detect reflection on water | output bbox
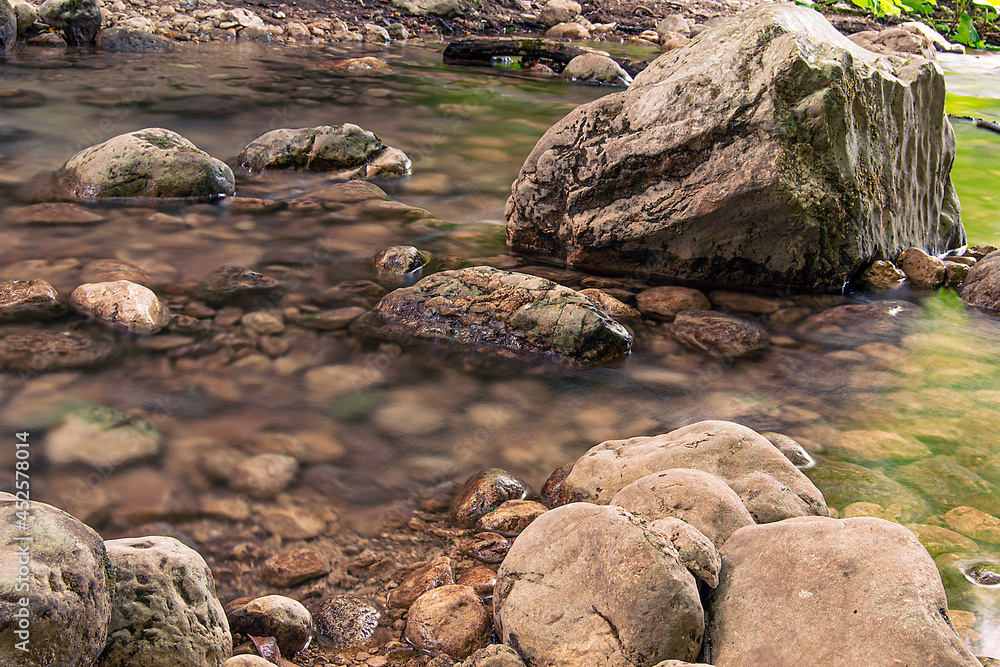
[2,40,1000,649]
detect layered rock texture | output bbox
[505,3,964,291]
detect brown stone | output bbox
[671,311,770,358]
[387,556,455,609]
[404,585,491,660]
[226,595,313,656]
[456,566,497,598]
[260,549,329,587]
[0,279,64,322]
[314,596,392,651]
[635,286,709,321]
[897,247,946,287]
[450,467,533,528]
[460,532,511,563]
[474,499,547,536]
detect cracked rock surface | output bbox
[495,502,710,667]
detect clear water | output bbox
[2,40,1000,651]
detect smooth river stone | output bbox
[0,279,65,322]
[70,280,170,334]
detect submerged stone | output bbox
[70,280,170,334]
[44,404,161,468]
[505,4,963,291]
[0,279,65,322]
[56,128,235,199]
[0,330,115,372]
[354,266,632,363]
[195,265,283,308]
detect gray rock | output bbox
[354,266,632,363]
[538,0,579,26]
[655,14,690,37]
[505,4,964,291]
[12,1,34,37]
[0,329,115,372]
[98,26,173,51]
[363,22,389,43]
[0,279,65,322]
[610,469,755,549]
[548,420,828,523]
[0,494,112,667]
[495,503,706,666]
[461,644,526,667]
[44,404,161,468]
[70,280,170,334]
[98,536,232,667]
[57,128,234,199]
[238,124,410,178]
[961,250,1000,311]
[562,53,632,87]
[405,585,491,660]
[1,0,16,50]
[230,453,298,500]
[705,517,980,666]
[671,310,770,358]
[227,595,313,656]
[38,0,100,44]
[390,0,478,17]
[795,299,915,348]
[195,265,283,308]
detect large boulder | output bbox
[98,536,232,667]
[238,124,410,178]
[38,0,101,44]
[495,503,712,666]
[353,266,632,363]
[705,516,980,666]
[0,494,112,667]
[544,420,828,523]
[1,0,14,52]
[505,3,964,292]
[57,128,235,199]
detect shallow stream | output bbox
[2,39,1000,654]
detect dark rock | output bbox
[1,0,15,50]
[39,0,101,44]
[314,595,393,651]
[404,585,491,660]
[260,548,329,587]
[6,202,106,225]
[0,330,115,372]
[0,279,65,322]
[0,493,112,666]
[195,265,284,308]
[549,420,828,523]
[505,4,963,291]
[226,595,313,656]
[706,517,980,666]
[961,250,1000,311]
[98,26,173,51]
[796,300,915,348]
[354,266,632,363]
[388,556,455,609]
[450,467,533,528]
[861,259,906,289]
[372,245,435,285]
[460,532,511,563]
[671,310,770,358]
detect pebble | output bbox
[6,202,106,225]
[372,245,433,284]
[0,330,115,372]
[315,596,393,650]
[228,197,284,214]
[230,453,298,499]
[945,261,970,287]
[635,286,710,321]
[242,310,284,335]
[44,404,161,468]
[450,467,533,528]
[387,556,455,609]
[455,566,497,598]
[80,259,153,285]
[0,279,65,322]
[404,585,491,660]
[363,22,390,43]
[222,656,275,667]
[474,499,547,536]
[260,548,330,587]
[897,247,946,287]
[257,506,327,539]
[709,290,791,314]
[461,532,511,563]
[70,280,171,334]
[305,364,384,402]
[578,288,640,319]
[861,260,906,289]
[296,306,367,330]
[195,265,284,308]
[462,645,526,667]
[227,595,314,656]
[672,310,770,358]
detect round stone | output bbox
[450,468,533,528]
[314,596,392,651]
[227,595,313,656]
[404,585,491,660]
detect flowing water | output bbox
[2,39,1000,652]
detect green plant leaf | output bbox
[850,0,877,12]
[954,11,986,47]
[898,0,935,14]
[876,0,903,15]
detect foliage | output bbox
[806,0,1000,47]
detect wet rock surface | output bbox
[0,279,65,322]
[195,266,284,308]
[354,266,633,363]
[671,310,770,358]
[226,595,313,656]
[506,4,963,291]
[795,300,915,348]
[0,494,112,667]
[0,0,13,51]
[495,503,708,666]
[56,128,235,199]
[39,0,101,44]
[404,584,491,659]
[70,280,170,334]
[706,517,980,666]
[961,250,1000,311]
[549,420,828,523]
[450,468,533,529]
[99,535,232,667]
[387,555,455,609]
